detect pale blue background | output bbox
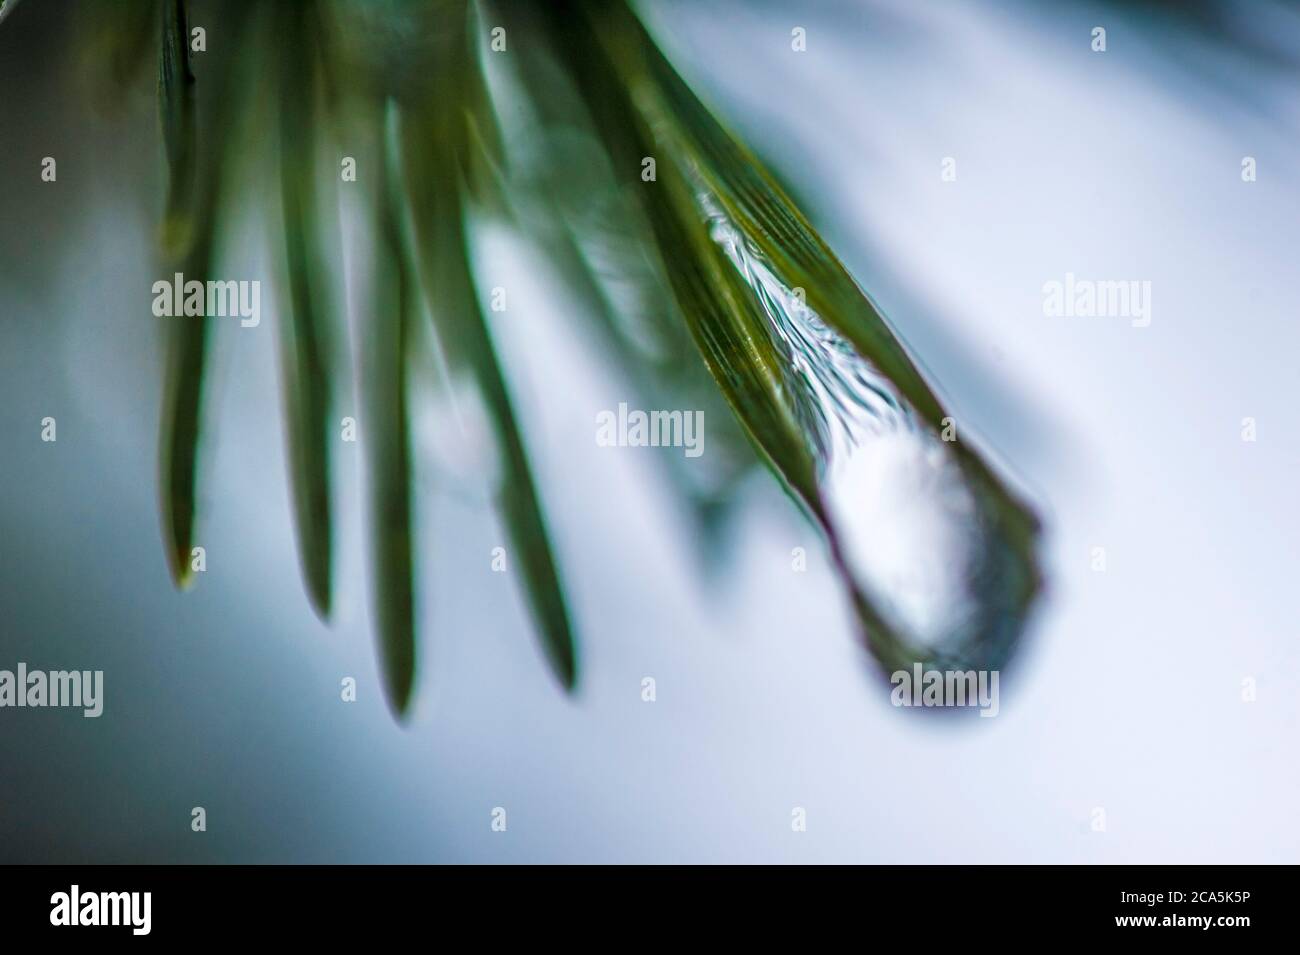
[1,0,1297,862]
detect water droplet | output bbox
[703,194,1041,673]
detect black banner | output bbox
[0,865,1279,940]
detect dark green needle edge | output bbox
[276,1,336,619]
[366,106,418,718]
[395,79,579,691]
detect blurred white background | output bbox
[1,0,1297,862]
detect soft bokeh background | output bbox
[1,0,1297,862]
